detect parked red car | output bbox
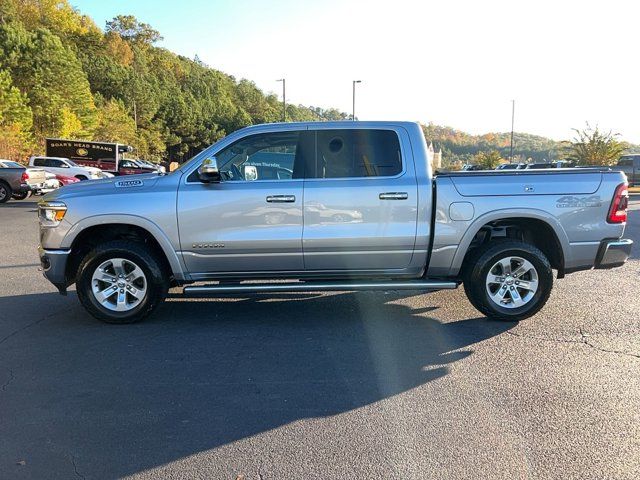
[55,173,80,186]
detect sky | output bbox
[72,0,640,143]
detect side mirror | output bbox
[198,157,221,183]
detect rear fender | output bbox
[448,208,570,276]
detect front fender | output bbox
[61,214,189,281]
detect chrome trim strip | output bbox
[431,245,458,253]
[42,248,72,255]
[303,250,417,256]
[179,250,426,259]
[179,251,300,258]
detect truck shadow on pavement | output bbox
[0,291,514,478]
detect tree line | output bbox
[1,1,637,167]
[423,123,639,169]
[0,0,348,163]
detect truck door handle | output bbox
[379,192,408,200]
[266,195,296,203]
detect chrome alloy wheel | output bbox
[91,258,147,312]
[485,256,539,309]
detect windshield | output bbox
[1,161,23,168]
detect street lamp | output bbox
[352,80,361,120]
[276,79,286,122]
[509,99,515,163]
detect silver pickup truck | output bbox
[37,122,632,324]
[0,166,25,203]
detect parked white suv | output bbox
[29,156,103,181]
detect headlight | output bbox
[38,201,67,227]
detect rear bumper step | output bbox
[594,238,633,269]
[183,280,458,295]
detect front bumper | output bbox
[594,239,633,269]
[38,246,70,294]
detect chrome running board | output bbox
[183,280,458,295]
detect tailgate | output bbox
[26,169,47,185]
[450,172,602,196]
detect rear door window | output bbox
[308,129,402,179]
[33,158,46,167]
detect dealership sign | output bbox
[45,138,131,162]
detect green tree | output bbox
[93,96,137,145]
[473,150,503,169]
[134,126,166,162]
[0,68,33,159]
[566,124,628,166]
[0,23,97,138]
[105,15,162,45]
[0,68,32,129]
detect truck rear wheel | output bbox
[76,240,169,323]
[463,240,553,322]
[0,181,12,203]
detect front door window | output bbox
[216,131,306,182]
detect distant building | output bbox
[427,142,442,169]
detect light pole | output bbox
[276,78,286,122]
[509,99,515,163]
[352,80,361,120]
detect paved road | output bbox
[1,198,638,479]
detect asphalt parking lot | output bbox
[1,197,639,479]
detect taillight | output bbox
[21,171,29,181]
[607,183,629,224]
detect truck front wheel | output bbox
[76,240,169,323]
[463,240,553,322]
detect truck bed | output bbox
[436,168,617,197]
[429,167,627,277]
[436,167,614,177]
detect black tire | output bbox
[75,175,88,181]
[0,181,12,203]
[463,240,553,322]
[76,240,169,324]
[11,191,29,200]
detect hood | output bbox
[43,173,163,202]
